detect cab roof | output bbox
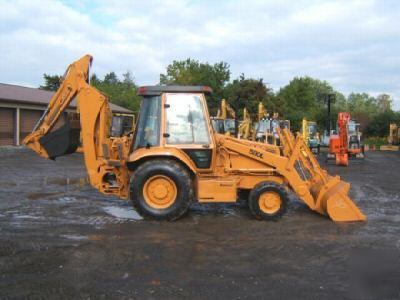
[137,85,213,96]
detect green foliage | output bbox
[277,76,336,131]
[364,110,400,137]
[91,71,141,112]
[160,58,230,114]
[376,94,393,113]
[343,93,396,134]
[40,72,141,112]
[363,136,387,147]
[39,74,62,91]
[345,93,378,129]
[40,59,399,138]
[223,74,273,118]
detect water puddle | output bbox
[13,214,43,220]
[27,192,63,200]
[56,196,77,203]
[60,234,88,241]
[48,177,88,187]
[103,206,143,220]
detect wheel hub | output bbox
[143,175,177,209]
[153,184,168,199]
[259,191,281,214]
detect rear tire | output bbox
[130,159,193,221]
[248,182,288,221]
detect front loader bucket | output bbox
[278,128,366,222]
[311,176,366,222]
[39,121,80,159]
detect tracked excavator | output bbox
[23,55,366,222]
[329,112,364,166]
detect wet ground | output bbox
[0,147,399,299]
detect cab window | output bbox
[133,96,161,149]
[165,94,210,145]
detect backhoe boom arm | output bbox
[23,55,131,199]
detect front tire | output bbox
[130,159,193,221]
[248,182,288,221]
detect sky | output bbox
[0,0,399,109]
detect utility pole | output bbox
[324,93,336,135]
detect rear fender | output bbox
[128,147,198,175]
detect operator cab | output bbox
[110,114,135,137]
[347,120,361,150]
[308,122,317,136]
[211,117,236,135]
[133,85,215,169]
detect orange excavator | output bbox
[329,112,364,166]
[23,55,366,222]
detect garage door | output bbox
[20,110,66,141]
[0,107,15,146]
[20,109,43,141]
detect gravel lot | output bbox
[0,147,399,299]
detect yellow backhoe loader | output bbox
[381,123,400,151]
[238,107,253,140]
[255,103,285,146]
[301,118,320,154]
[23,55,366,222]
[388,123,399,146]
[211,99,236,136]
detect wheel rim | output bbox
[143,175,177,209]
[259,191,281,214]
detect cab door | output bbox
[162,93,215,171]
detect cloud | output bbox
[0,0,399,109]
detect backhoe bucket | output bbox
[311,176,366,222]
[39,121,80,159]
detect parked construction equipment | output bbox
[328,112,364,166]
[255,102,288,146]
[388,123,399,145]
[212,99,255,141]
[381,123,400,151]
[255,102,275,144]
[301,119,320,154]
[211,99,236,136]
[110,113,135,137]
[238,107,253,140]
[23,55,366,222]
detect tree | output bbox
[344,93,378,130]
[91,71,141,112]
[103,72,119,85]
[39,74,63,91]
[40,71,141,112]
[365,110,400,137]
[160,58,230,113]
[277,76,337,131]
[377,93,392,113]
[223,74,273,119]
